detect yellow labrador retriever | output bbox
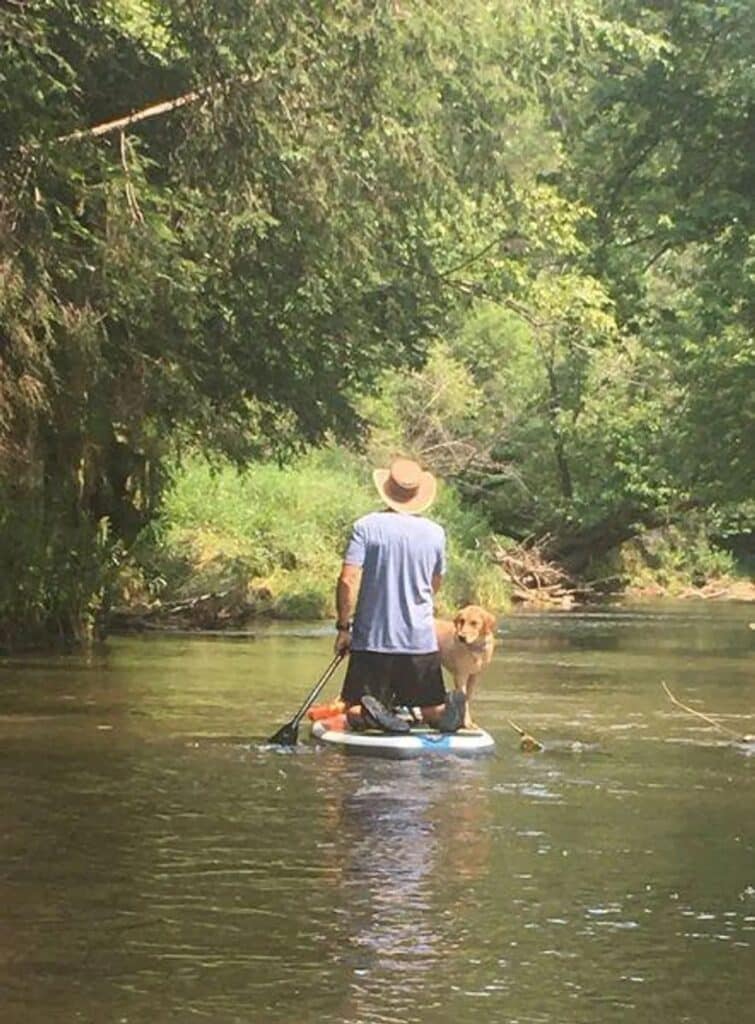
[436,605,496,729]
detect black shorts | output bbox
[341,650,445,709]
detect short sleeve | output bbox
[343,522,366,567]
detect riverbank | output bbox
[108,569,755,637]
[109,451,752,635]
[625,576,755,603]
[114,450,514,632]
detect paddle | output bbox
[267,651,346,746]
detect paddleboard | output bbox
[311,715,495,759]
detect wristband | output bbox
[335,621,351,632]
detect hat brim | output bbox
[373,468,437,515]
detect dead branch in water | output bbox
[490,537,601,608]
[507,718,543,752]
[661,681,753,743]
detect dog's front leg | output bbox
[451,673,475,729]
[463,675,478,729]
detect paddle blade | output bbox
[268,720,299,746]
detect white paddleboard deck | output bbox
[311,719,495,759]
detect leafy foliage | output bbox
[361,1,753,573]
[133,448,512,620]
[1,0,751,644]
[0,0,534,643]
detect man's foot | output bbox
[346,706,368,731]
[360,694,411,734]
[437,690,466,733]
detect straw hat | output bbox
[373,457,437,515]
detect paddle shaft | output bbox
[290,651,344,731]
[268,651,345,744]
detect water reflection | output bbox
[306,756,494,1022]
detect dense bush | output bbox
[128,448,513,620]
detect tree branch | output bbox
[438,232,528,279]
[642,240,674,273]
[57,73,259,144]
[662,681,751,742]
[443,276,545,329]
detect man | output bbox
[334,456,465,734]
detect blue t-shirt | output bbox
[343,510,446,654]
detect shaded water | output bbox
[0,602,753,1023]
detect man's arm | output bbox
[334,563,362,652]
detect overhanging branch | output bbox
[57,73,259,144]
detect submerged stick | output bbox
[661,681,753,743]
[507,718,543,752]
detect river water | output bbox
[0,602,752,1023]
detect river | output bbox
[0,601,752,1023]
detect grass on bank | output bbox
[125,447,512,621]
[121,449,750,625]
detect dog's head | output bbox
[453,605,496,644]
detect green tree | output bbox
[562,0,755,515]
[0,0,594,645]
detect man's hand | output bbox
[334,628,352,655]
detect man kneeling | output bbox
[334,457,465,735]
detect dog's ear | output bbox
[483,610,496,634]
